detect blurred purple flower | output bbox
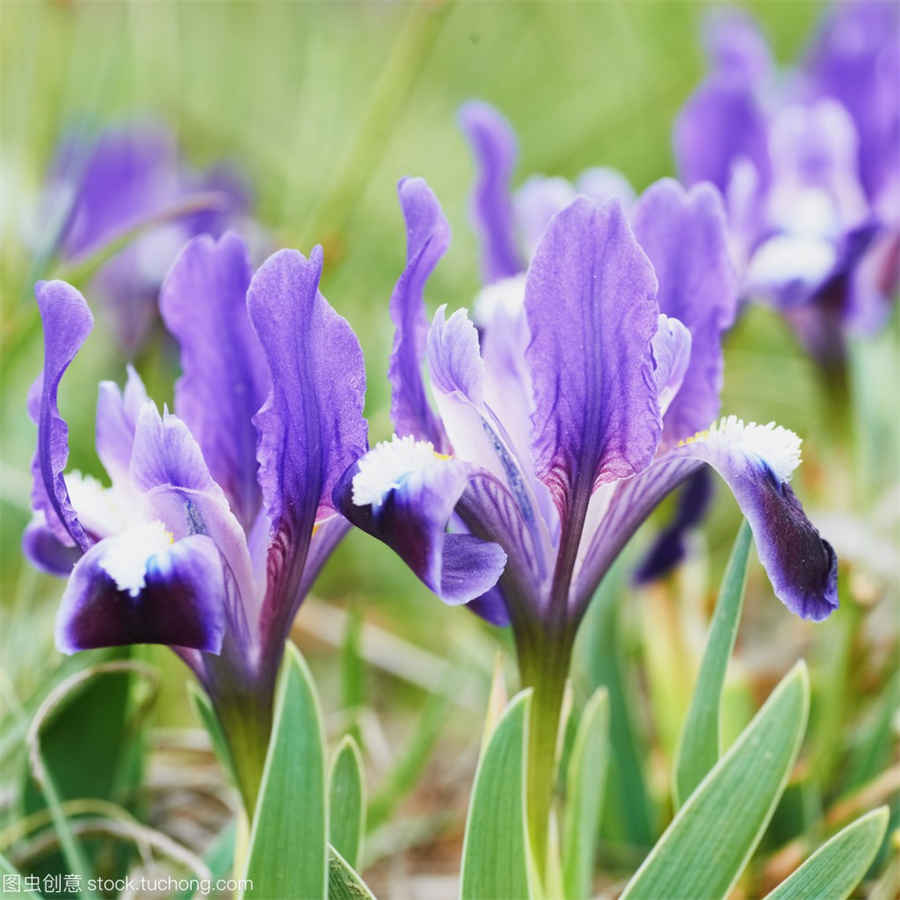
[674,2,900,363]
[37,124,252,353]
[23,233,367,806]
[335,178,838,658]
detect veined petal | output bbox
[96,365,149,485]
[55,528,225,654]
[459,100,523,282]
[248,247,367,630]
[130,403,258,635]
[335,436,507,605]
[633,179,738,444]
[574,417,837,621]
[29,280,94,551]
[160,232,269,528]
[388,178,450,447]
[525,198,661,528]
[427,305,553,581]
[674,77,771,196]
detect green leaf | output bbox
[460,689,534,900]
[328,846,376,900]
[188,682,237,784]
[764,807,889,900]
[176,820,236,900]
[563,688,609,900]
[243,644,328,900]
[674,520,752,807]
[573,558,655,846]
[329,735,366,869]
[622,661,810,900]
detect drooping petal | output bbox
[633,467,714,584]
[96,365,149,484]
[458,101,523,282]
[633,180,738,444]
[335,436,506,605]
[387,178,450,447]
[525,198,661,529]
[674,77,771,197]
[29,280,94,551]
[22,515,81,576]
[55,528,226,653]
[574,417,837,621]
[129,403,258,637]
[248,247,368,631]
[160,232,269,528]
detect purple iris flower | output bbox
[36,123,252,352]
[674,2,900,364]
[23,232,367,809]
[336,175,837,643]
[458,100,712,584]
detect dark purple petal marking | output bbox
[388,178,450,447]
[248,247,368,635]
[29,280,94,552]
[574,419,837,621]
[334,447,506,606]
[22,516,81,576]
[633,179,738,444]
[525,198,661,529]
[160,232,269,528]
[55,532,226,654]
[459,101,523,282]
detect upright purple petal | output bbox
[160,232,269,528]
[388,178,450,447]
[703,8,773,82]
[248,247,368,633]
[58,125,178,261]
[674,78,771,196]
[804,0,900,201]
[525,198,661,528]
[334,437,506,605]
[56,530,226,654]
[459,101,523,282]
[29,280,94,551]
[632,180,738,444]
[515,176,578,260]
[96,365,149,484]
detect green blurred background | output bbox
[6,2,899,892]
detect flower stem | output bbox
[518,629,575,891]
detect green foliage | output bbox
[622,662,810,900]
[187,682,236,783]
[243,644,329,900]
[563,688,609,900]
[328,846,377,900]
[674,520,752,807]
[460,690,533,900]
[329,736,366,870]
[764,807,889,900]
